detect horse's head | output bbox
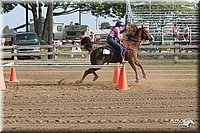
[80,36,93,53]
[140,25,154,43]
[124,24,154,44]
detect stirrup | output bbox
[124,60,128,63]
[121,60,128,65]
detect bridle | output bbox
[141,25,151,41]
[124,25,154,50]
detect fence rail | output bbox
[1,62,123,69]
[1,42,199,62]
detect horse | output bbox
[76,24,154,84]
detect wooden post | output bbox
[47,0,54,59]
[174,43,179,63]
[13,45,18,61]
[54,44,58,60]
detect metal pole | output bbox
[189,26,191,43]
[95,17,98,30]
[125,0,133,25]
[149,0,151,15]
[79,6,81,25]
[161,27,164,44]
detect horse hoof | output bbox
[143,75,147,79]
[76,80,82,84]
[135,80,140,84]
[93,76,98,81]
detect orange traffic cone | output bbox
[113,63,120,84]
[9,66,18,83]
[118,66,128,90]
[0,67,6,90]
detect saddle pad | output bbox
[103,49,110,55]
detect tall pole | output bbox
[26,3,28,32]
[95,17,98,30]
[149,0,151,14]
[48,0,54,59]
[125,0,134,26]
[79,6,82,25]
[125,0,128,26]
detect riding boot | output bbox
[121,59,128,65]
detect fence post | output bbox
[13,45,18,61]
[174,43,179,63]
[54,44,58,60]
[189,26,192,44]
[161,27,164,44]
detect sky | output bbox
[1,0,199,31]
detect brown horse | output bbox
[77,24,154,84]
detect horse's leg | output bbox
[135,60,147,79]
[128,60,140,83]
[92,70,99,81]
[91,56,107,81]
[77,54,108,83]
[76,68,100,83]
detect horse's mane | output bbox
[125,24,138,38]
[80,36,93,53]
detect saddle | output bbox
[101,45,127,64]
[101,44,138,62]
[102,45,132,57]
[101,45,115,55]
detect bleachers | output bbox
[134,14,199,45]
[130,1,199,46]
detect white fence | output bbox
[1,41,199,62]
[1,63,123,69]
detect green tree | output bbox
[2,25,10,33]
[2,2,43,39]
[89,1,126,20]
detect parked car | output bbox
[13,32,41,59]
[1,34,15,46]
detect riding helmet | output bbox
[115,21,124,27]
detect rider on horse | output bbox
[107,21,126,64]
[78,23,154,84]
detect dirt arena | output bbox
[1,60,199,132]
